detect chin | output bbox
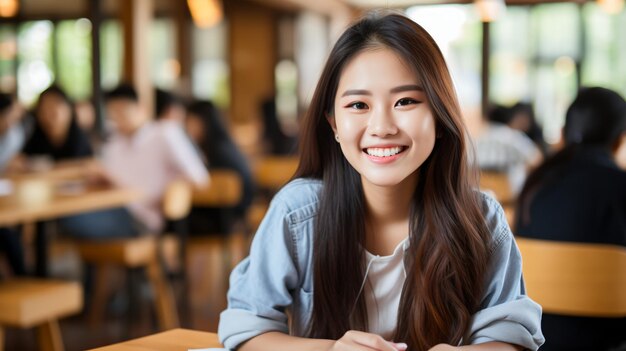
[360,173,414,188]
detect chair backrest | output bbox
[516,237,626,317]
[162,180,192,221]
[191,169,243,207]
[479,171,514,205]
[254,156,299,191]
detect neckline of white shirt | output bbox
[364,237,410,262]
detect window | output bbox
[56,19,92,101]
[17,20,54,106]
[0,24,17,93]
[192,21,229,108]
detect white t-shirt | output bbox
[363,237,409,340]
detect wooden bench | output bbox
[0,279,82,351]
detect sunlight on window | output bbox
[406,5,482,109]
[57,19,92,100]
[17,21,54,106]
[192,21,229,108]
[275,59,298,129]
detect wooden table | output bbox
[89,328,223,350]
[1,160,142,276]
[0,183,141,226]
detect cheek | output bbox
[401,113,436,142]
[335,113,365,140]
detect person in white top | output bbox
[473,105,543,194]
[59,84,209,239]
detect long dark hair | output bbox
[517,87,626,226]
[187,100,254,212]
[294,13,491,350]
[23,84,93,160]
[187,100,236,164]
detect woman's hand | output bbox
[330,330,408,351]
[429,342,523,351]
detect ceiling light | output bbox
[187,0,222,28]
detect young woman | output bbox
[219,13,544,351]
[516,87,626,351]
[22,85,93,160]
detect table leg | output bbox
[35,221,49,277]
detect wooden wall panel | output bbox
[227,0,278,124]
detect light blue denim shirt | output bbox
[219,178,545,350]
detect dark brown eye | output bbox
[348,102,368,110]
[395,98,419,107]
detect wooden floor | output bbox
[2,233,250,350]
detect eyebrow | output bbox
[340,84,424,97]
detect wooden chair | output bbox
[249,156,299,231]
[516,237,626,317]
[253,156,299,192]
[190,169,247,273]
[479,171,514,204]
[479,171,515,226]
[76,180,192,331]
[192,169,242,209]
[0,279,82,351]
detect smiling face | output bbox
[328,47,437,189]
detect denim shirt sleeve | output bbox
[467,194,545,350]
[218,183,306,350]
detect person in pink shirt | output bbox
[59,84,209,239]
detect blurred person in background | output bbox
[0,93,28,276]
[186,100,254,234]
[516,87,626,351]
[0,93,30,172]
[59,84,209,239]
[75,100,104,152]
[489,103,548,156]
[473,104,542,194]
[155,88,187,126]
[22,85,93,161]
[260,98,297,155]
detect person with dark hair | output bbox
[474,104,542,194]
[508,103,548,156]
[516,87,626,351]
[218,12,543,351]
[59,83,209,239]
[155,88,186,125]
[185,100,254,233]
[22,85,93,160]
[261,98,297,155]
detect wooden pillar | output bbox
[89,0,104,134]
[227,0,277,124]
[175,1,192,97]
[481,21,491,117]
[120,0,154,116]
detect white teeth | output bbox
[366,146,403,157]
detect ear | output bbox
[326,112,337,135]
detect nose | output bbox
[367,106,398,137]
